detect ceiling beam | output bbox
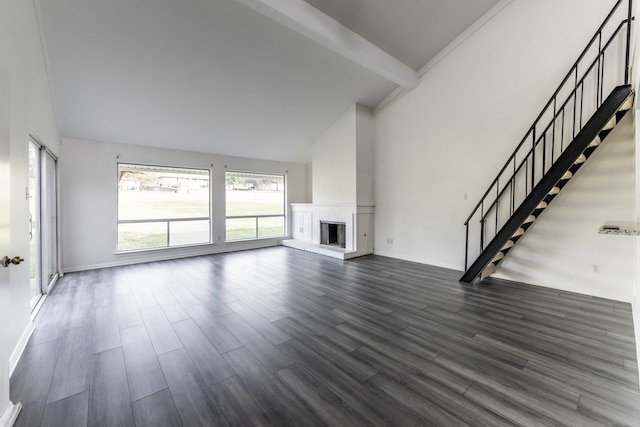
[233,0,418,89]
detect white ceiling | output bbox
[38,0,501,163]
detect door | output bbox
[0,66,20,424]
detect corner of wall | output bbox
[306,161,313,203]
[356,104,375,206]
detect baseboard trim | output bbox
[0,401,22,427]
[9,322,34,377]
[30,294,48,320]
[372,249,461,271]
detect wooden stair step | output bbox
[492,252,505,263]
[602,116,616,130]
[574,154,587,164]
[560,171,573,180]
[619,94,634,111]
[502,240,515,251]
[481,263,497,280]
[523,215,536,225]
[588,135,602,147]
[548,187,560,196]
[512,228,525,238]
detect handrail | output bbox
[464,0,630,226]
[463,0,633,272]
[480,20,629,218]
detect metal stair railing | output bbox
[463,0,633,281]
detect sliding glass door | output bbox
[28,139,59,309]
[28,142,41,307]
[42,151,58,287]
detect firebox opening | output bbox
[320,221,346,248]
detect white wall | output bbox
[356,105,375,206]
[374,0,634,300]
[312,104,374,206]
[60,138,308,272]
[312,106,357,204]
[1,0,60,420]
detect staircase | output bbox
[461,0,634,284]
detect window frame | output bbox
[225,170,287,242]
[116,162,212,253]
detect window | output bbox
[117,163,210,251]
[225,171,285,240]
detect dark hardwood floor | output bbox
[11,246,640,426]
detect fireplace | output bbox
[284,204,374,259]
[320,221,346,248]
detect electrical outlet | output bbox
[387,238,394,244]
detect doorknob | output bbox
[2,256,24,268]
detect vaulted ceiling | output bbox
[38,0,501,163]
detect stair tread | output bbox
[588,136,601,147]
[502,240,515,251]
[602,116,616,130]
[512,228,525,238]
[620,94,634,111]
[481,263,497,280]
[548,187,560,196]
